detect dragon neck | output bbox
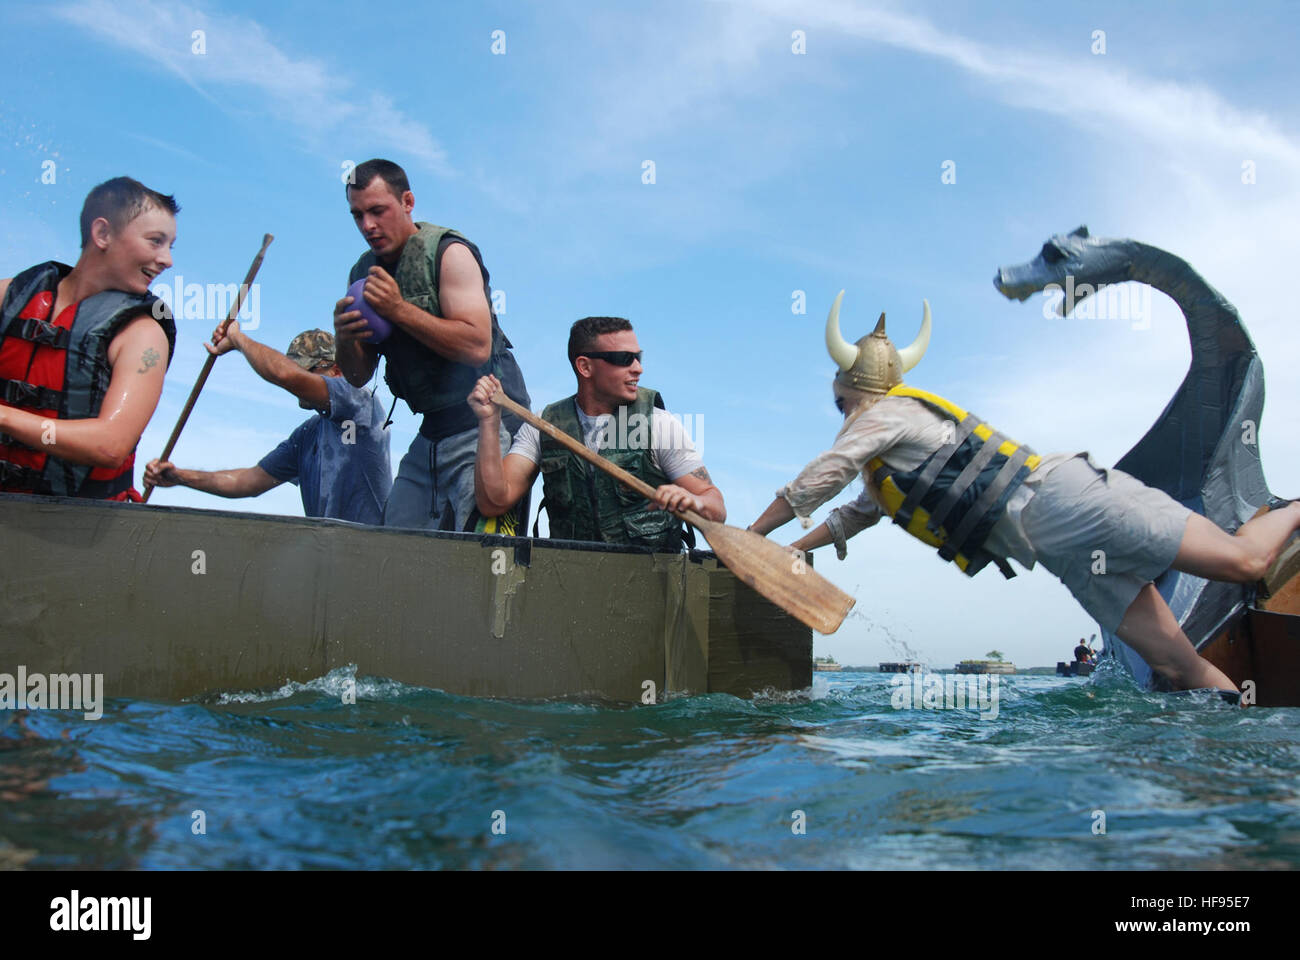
[1113,240,1242,346]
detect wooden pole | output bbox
[493,390,856,635]
[142,234,274,502]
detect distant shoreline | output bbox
[834,665,1067,675]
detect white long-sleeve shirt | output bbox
[777,395,1072,568]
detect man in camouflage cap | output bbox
[286,329,337,375]
[145,321,392,524]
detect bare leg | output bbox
[1172,503,1300,583]
[1116,584,1237,692]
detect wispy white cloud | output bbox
[735,0,1300,174]
[54,0,450,175]
[723,0,1300,479]
[124,131,225,170]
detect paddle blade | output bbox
[693,519,856,634]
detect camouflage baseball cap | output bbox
[286,329,336,370]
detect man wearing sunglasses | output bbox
[144,325,392,525]
[469,316,724,549]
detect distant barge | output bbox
[954,660,1016,675]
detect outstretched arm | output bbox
[750,403,902,540]
[144,459,281,499]
[210,320,330,411]
[791,490,883,557]
[753,484,881,559]
[749,495,795,535]
[791,522,834,553]
[0,313,168,468]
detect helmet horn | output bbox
[897,299,931,373]
[824,290,857,372]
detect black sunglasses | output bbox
[579,350,642,367]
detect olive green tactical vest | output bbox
[350,222,529,440]
[539,388,684,551]
[349,222,477,418]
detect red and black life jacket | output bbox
[0,261,176,499]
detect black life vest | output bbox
[868,386,1041,578]
[0,261,175,498]
[348,223,530,442]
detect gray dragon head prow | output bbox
[993,227,1271,690]
[993,225,1146,315]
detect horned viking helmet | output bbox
[824,290,931,394]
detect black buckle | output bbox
[16,316,69,349]
[0,460,43,490]
[0,378,61,409]
[1,379,35,405]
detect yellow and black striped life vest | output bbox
[867,386,1041,578]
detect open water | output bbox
[2,662,1297,869]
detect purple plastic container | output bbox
[345,277,393,344]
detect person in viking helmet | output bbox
[747,293,1300,694]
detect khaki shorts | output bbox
[1020,454,1193,632]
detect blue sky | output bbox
[3,0,1298,669]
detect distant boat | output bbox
[878,661,924,673]
[1056,661,1094,677]
[954,660,1016,675]
[813,657,843,672]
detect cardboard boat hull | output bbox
[0,494,811,703]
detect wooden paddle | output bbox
[142,234,274,502]
[492,390,856,634]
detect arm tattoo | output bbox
[137,347,160,374]
[689,466,712,484]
